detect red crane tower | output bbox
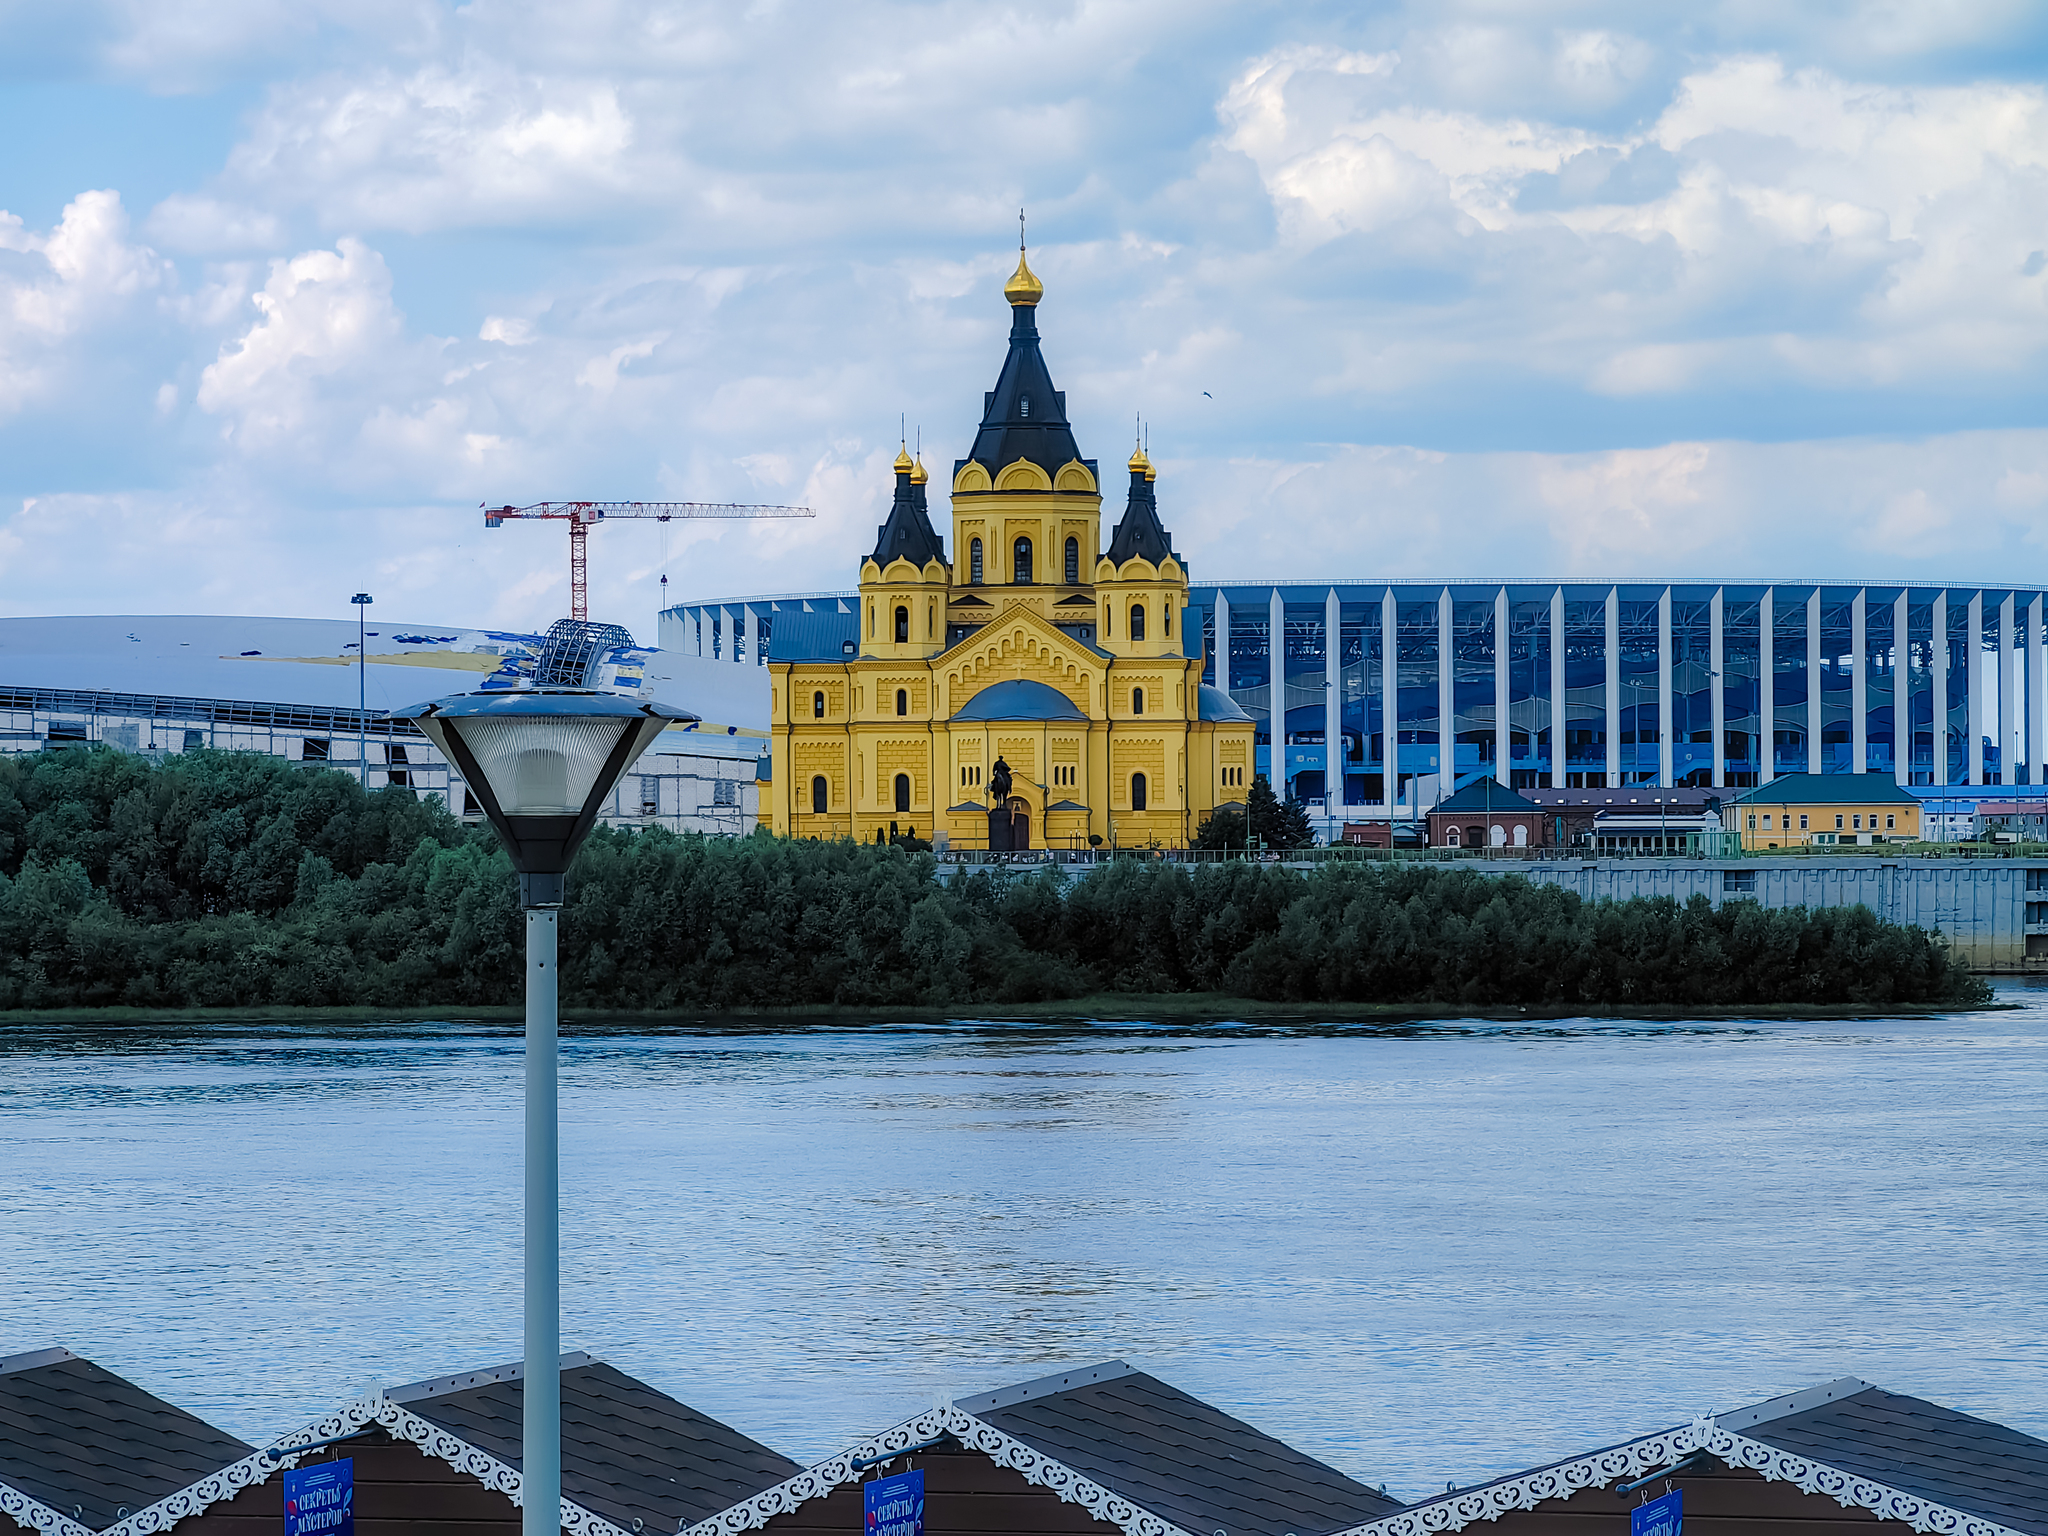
[484,500,814,622]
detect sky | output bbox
[2,0,2046,639]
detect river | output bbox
[4,987,2045,1501]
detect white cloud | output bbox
[0,190,170,413]
[197,237,404,444]
[480,315,534,344]
[145,194,285,254]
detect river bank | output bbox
[0,993,2011,1027]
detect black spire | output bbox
[957,278,1095,485]
[870,452,945,567]
[1106,455,1180,568]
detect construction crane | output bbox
[484,500,813,622]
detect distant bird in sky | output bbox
[1203,391,1212,398]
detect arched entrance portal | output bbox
[988,797,1032,851]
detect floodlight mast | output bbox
[394,686,684,1536]
[484,501,814,622]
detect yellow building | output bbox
[765,245,1255,849]
[1724,773,1921,849]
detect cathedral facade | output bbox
[765,247,1255,850]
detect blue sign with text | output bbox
[864,1469,924,1536]
[1631,1488,1681,1536]
[283,1457,354,1536]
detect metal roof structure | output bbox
[950,679,1088,722]
[1725,773,1922,806]
[0,1347,251,1535]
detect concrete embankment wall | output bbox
[942,856,2048,971]
[1510,860,2048,972]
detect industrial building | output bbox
[0,614,767,836]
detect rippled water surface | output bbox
[5,989,2047,1500]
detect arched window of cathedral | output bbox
[1064,537,1079,585]
[867,601,874,637]
[1020,394,1031,418]
[1163,603,1171,635]
[894,773,911,813]
[811,775,828,814]
[1132,687,1144,715]
[812,690,825,719]
[894,606,908,644]
[1131,772,1148,812]
[970,538,983,584]
[896,688,908,717]
[1130,602,1145,641]
[1013,537,1033,584]
[927,601,934,638]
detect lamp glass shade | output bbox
[441,714,637,816]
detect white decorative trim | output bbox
[681,1406,1201,1536]
[1,1479,95,1536]
[1331,1419,2029,1536]
[96,1393,633,1536]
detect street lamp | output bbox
[352,593,373,787]
[395,687,680,1536]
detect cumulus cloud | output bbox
[197,237,405,444]
[4,1,2048,631]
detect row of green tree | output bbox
[0,748,1988,1011]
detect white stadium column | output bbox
[1494,587,1509,786]
[1658,586,1673,787]
[1759,587,1775,786]
[1381,589,1397,808]
[2000,592,2016,784]
[1932,591,1949,785]
[1438,587,1454,792]
[2023,593,2039,786]
[1968,591,1983,785]
[1710,587,1725,789]
[1215,590,1232,694]
[1326,588,1343,819]
[1549,587,1565,790]
[1895,590,1910,788]
[1604,588,1620,788]
[1269,587,1286,792]
[1852,589,1867,776]
[1806,589,1822,775]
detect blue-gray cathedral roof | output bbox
[1106,455,1180,568]
[869,453,946,567]
[957,262,1097,485]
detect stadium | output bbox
[0,613,770,836]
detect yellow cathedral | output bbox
[765,244,1255,850]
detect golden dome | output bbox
[1127,444,1152,474]
[910,454,928,485]
[1004,248,1043,307]
[1145,461,1157,482]
[892,444,915,475]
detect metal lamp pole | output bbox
[398,685,681,1536]
[352,593,373,787]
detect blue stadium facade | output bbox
[665,579,2048,815]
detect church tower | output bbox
[946,237,1103,646]
[1095,442,1190,660]
[859,444,949,659]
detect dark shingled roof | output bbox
[0,1346,252,1530]
[1724,1379,2048,1536]
[871,465,947,568]
[1199,684,1252,723]
[959,1361,1399,1536]
[960,304,1094,484]
[1726,773,1918,806]
[1105,466,1180,569]
[388,1353,800,1535]
[1430,776,1541,815]
[951,679,1087,722]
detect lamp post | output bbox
[396,687,680,1536]
[352,593,373,787]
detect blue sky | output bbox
[2,0,2046,635]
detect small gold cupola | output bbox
[893,443,915,475]
[910,453,928,485]
[1005,211,1043,308]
